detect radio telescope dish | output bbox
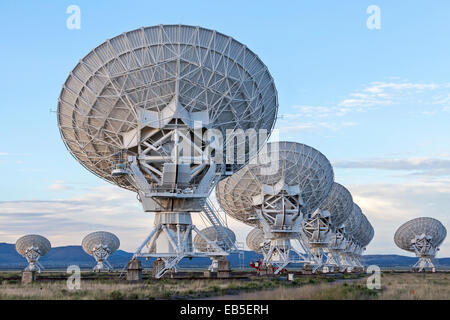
[360,220,374,248]
[350,213,374,269]
[394,217,447,272]
[193,226,236,272]
[82,231,120,272]
[216,141,334,225]
[58,24,278,191]
[319,183,353,230]
[217,141,334,273]
[354,214,373,247]
[302,182,352,272]
[246,227,265,254]
[343,204,363,237]
[193,226,236,252]
[338,204,364,272]
[353,214,368,244]
[57,24,278,278]
[15,235,51,272]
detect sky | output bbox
[0,1,449,257]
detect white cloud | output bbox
[0,185,150,251]
[4,148,450,259]
[48,180,74,191]
[338,81,443,108]
[349,181,450,256]
[277,80,450,134]
[1,180,448,258]
[0,184,255,252]
[333,157,450,176]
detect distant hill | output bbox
[362,254,450,268]
[0,243,261,270]
[1,243,449,270]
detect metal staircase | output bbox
[201,199,237,252]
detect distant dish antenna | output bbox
[15,235,51,272]
[394,217,446,272]
[316,183,353,272]
[193,226,236,271]
[339,204,374,272]
[321,183,353,230]
[82,231,120,272]
[245,227,266,254]
[217,141,334,273]
[57,24,278,278]
[193,226,236,252]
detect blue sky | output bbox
[0,1,449,256]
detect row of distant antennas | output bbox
[15,232,120,273]
[215,142,375,274]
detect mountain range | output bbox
[1,243,449,270]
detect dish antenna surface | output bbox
[305,182,353,272]
[82,231,120,272]
[217,141,334,273]
[15,235,51,272]
[394,217,446,272]
[246,227,266,254]
[338,204,363,271]
[193,226,236,271]
[343,204,363,238]
[350,212,374,270]
[320,183,353,230]
[193,226,236,252]
[58,24,278,278]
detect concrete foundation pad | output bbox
[127,258,142,282]
[21,271,36,284]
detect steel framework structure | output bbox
[15,235,51,272]
[304,182,353,273]
[57,25,278,278]
[394,217,447,272]
[217,141,334,273]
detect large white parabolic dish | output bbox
[15,234,51,272]
[317,182,353,230]
[82,231,120,255]
[394,217,446,252]
[57,24,278,191]
[343,203,363,239]
[216,141,334,226]
[57,25,279,278]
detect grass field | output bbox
[0,271,448,300]
[218,272,450,300]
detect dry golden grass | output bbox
[0,273,330,300]
[377,272,450,300]
[0,279,240,300]
[0,272,447,300]
[214,280,374,300]
[217,272,450,300]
